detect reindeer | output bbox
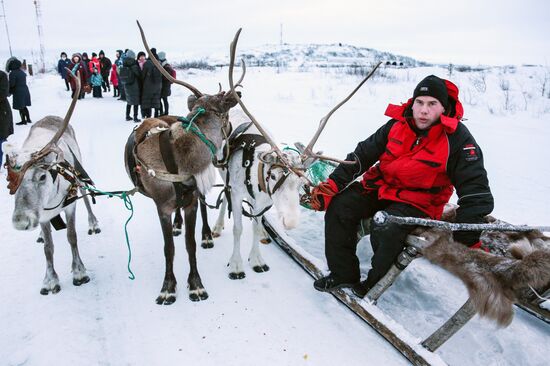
[4,72,101,295]
[124,22,245,304]
[209,31,381,279]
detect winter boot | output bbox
[125,105,132,121]
[16,110,27,125]
[133,105,141,123]
[23,108,31,123]
[313,274,358,292]
[351,279,375,298]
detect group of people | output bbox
[57,48,175,123]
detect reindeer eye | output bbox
[39,174,47,182]
[270,173,277,180]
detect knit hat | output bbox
[157,51,166,61]
[125,49,136,59]
[412,75,448,109]
[99,50,105,56]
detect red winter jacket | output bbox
[329,79,493,223]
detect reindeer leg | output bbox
[259,217,271,244]
[249,217,270,273]
[65,204,90,286]
[183,198,208,301]
[212,196,226,238]
[156,204,178,305]
[172,208,183,237]
[37,229,44,243]
[80,188,100,235]
[228,196,245,279]
[39,222,61,295]
[200,200,214,249]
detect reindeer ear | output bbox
[258,151,277,164]
[187,95,198,111]
[223,91,241,110]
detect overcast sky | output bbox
[1,0,549,66]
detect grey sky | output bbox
[1,0,549,66]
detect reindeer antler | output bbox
[227,28,311,184]
[136,20,203,98]
[300,62,382,165]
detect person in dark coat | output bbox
[119,49,142,122]
[310,75,494,297]
[6,57,31,125]
[81,52,91,73]
[140,48,162,118]
[157,51,174,116]
[115,49,126,101]
[0,69,14,167]
[68,53,89,100]
[98,50,112,93]
[57,52,71,91]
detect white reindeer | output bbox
[4,75,100,294]
[212,117,306,279]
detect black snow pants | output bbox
[324,182,425,287]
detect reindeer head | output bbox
[137,21,246,158]
[7,147,63,230]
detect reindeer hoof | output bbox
[40,284,61,295]
[36,236,44,243]
[212,232,221,238]
[189,289,209,302]
[229,272,246,280]
[73,276,90,286]
[88,227,101,235]
[201,241,214,249]
[172,228,182,237]
[156,294,177,305]
[260,238,272,244]
[253,264,270,273]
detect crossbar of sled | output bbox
[262,217,447,366]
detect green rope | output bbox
[82,185,136,280]
[177,108,217,157]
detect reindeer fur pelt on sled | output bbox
[418,227,550,327]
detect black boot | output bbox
[16,110,27,125]
[125,105,132,121]
[24,108,31,123]
[133,105,141,123]
[351,279,375,298]
[313,274,357,292]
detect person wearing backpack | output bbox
[119,49,142,122]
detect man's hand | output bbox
[310,179,339,211]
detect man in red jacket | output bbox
[311,75,494,297]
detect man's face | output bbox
[412,96,445,130]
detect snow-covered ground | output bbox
[1,64,549,366]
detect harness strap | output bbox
[257,161,268,194]
[159,130,195,208]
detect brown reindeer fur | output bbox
[420,230,550,327]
